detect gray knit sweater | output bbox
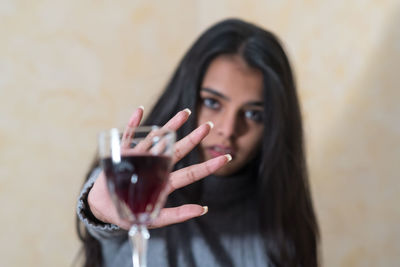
[77,167,271,267]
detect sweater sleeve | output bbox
[76,167,127,240]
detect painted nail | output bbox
[225,154,232,162]
[201,206,208,216]
[138,105,144,111]
[206,121,214,129]
[183,108,191,116]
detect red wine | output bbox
[102,155,172,221]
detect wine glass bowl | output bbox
[98,126,175,267]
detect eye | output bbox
[202,97,221,110]
[244,109,264,123]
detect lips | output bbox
[206,145,235,159]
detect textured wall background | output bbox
[0,0,399,266]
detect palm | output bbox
[88,108,230,230]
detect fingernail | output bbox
[201,206,208,216]
[138,105,144,111]
[183,108,191,116]
[225,154,232,162]
[206,121,214,129]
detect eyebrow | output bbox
[201,88,229,100]
[245,101,264,107]
[201,87,264,107]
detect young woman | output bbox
[77,18,319,267]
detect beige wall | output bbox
[1,0,399,266]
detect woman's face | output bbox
[197,54,264,176]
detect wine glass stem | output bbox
[129,224,150,267]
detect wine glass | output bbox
[98,126,175,267]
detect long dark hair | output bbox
[77,18,319,267]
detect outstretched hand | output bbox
[88,107,231,230]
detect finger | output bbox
[134,108,191,152]
[132,128,160,153]
[148,204,208,229]
[122,106,144,148]
[128,106,145,127]
[163,108,191,131]
[166,154,232,194]
[173,121,213,164]
[150,137,167,155]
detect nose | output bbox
[216,110,241,139]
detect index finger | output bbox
[172,121,213,164]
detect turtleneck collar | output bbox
[199,165,257,207]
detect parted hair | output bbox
[77,18,319,267]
